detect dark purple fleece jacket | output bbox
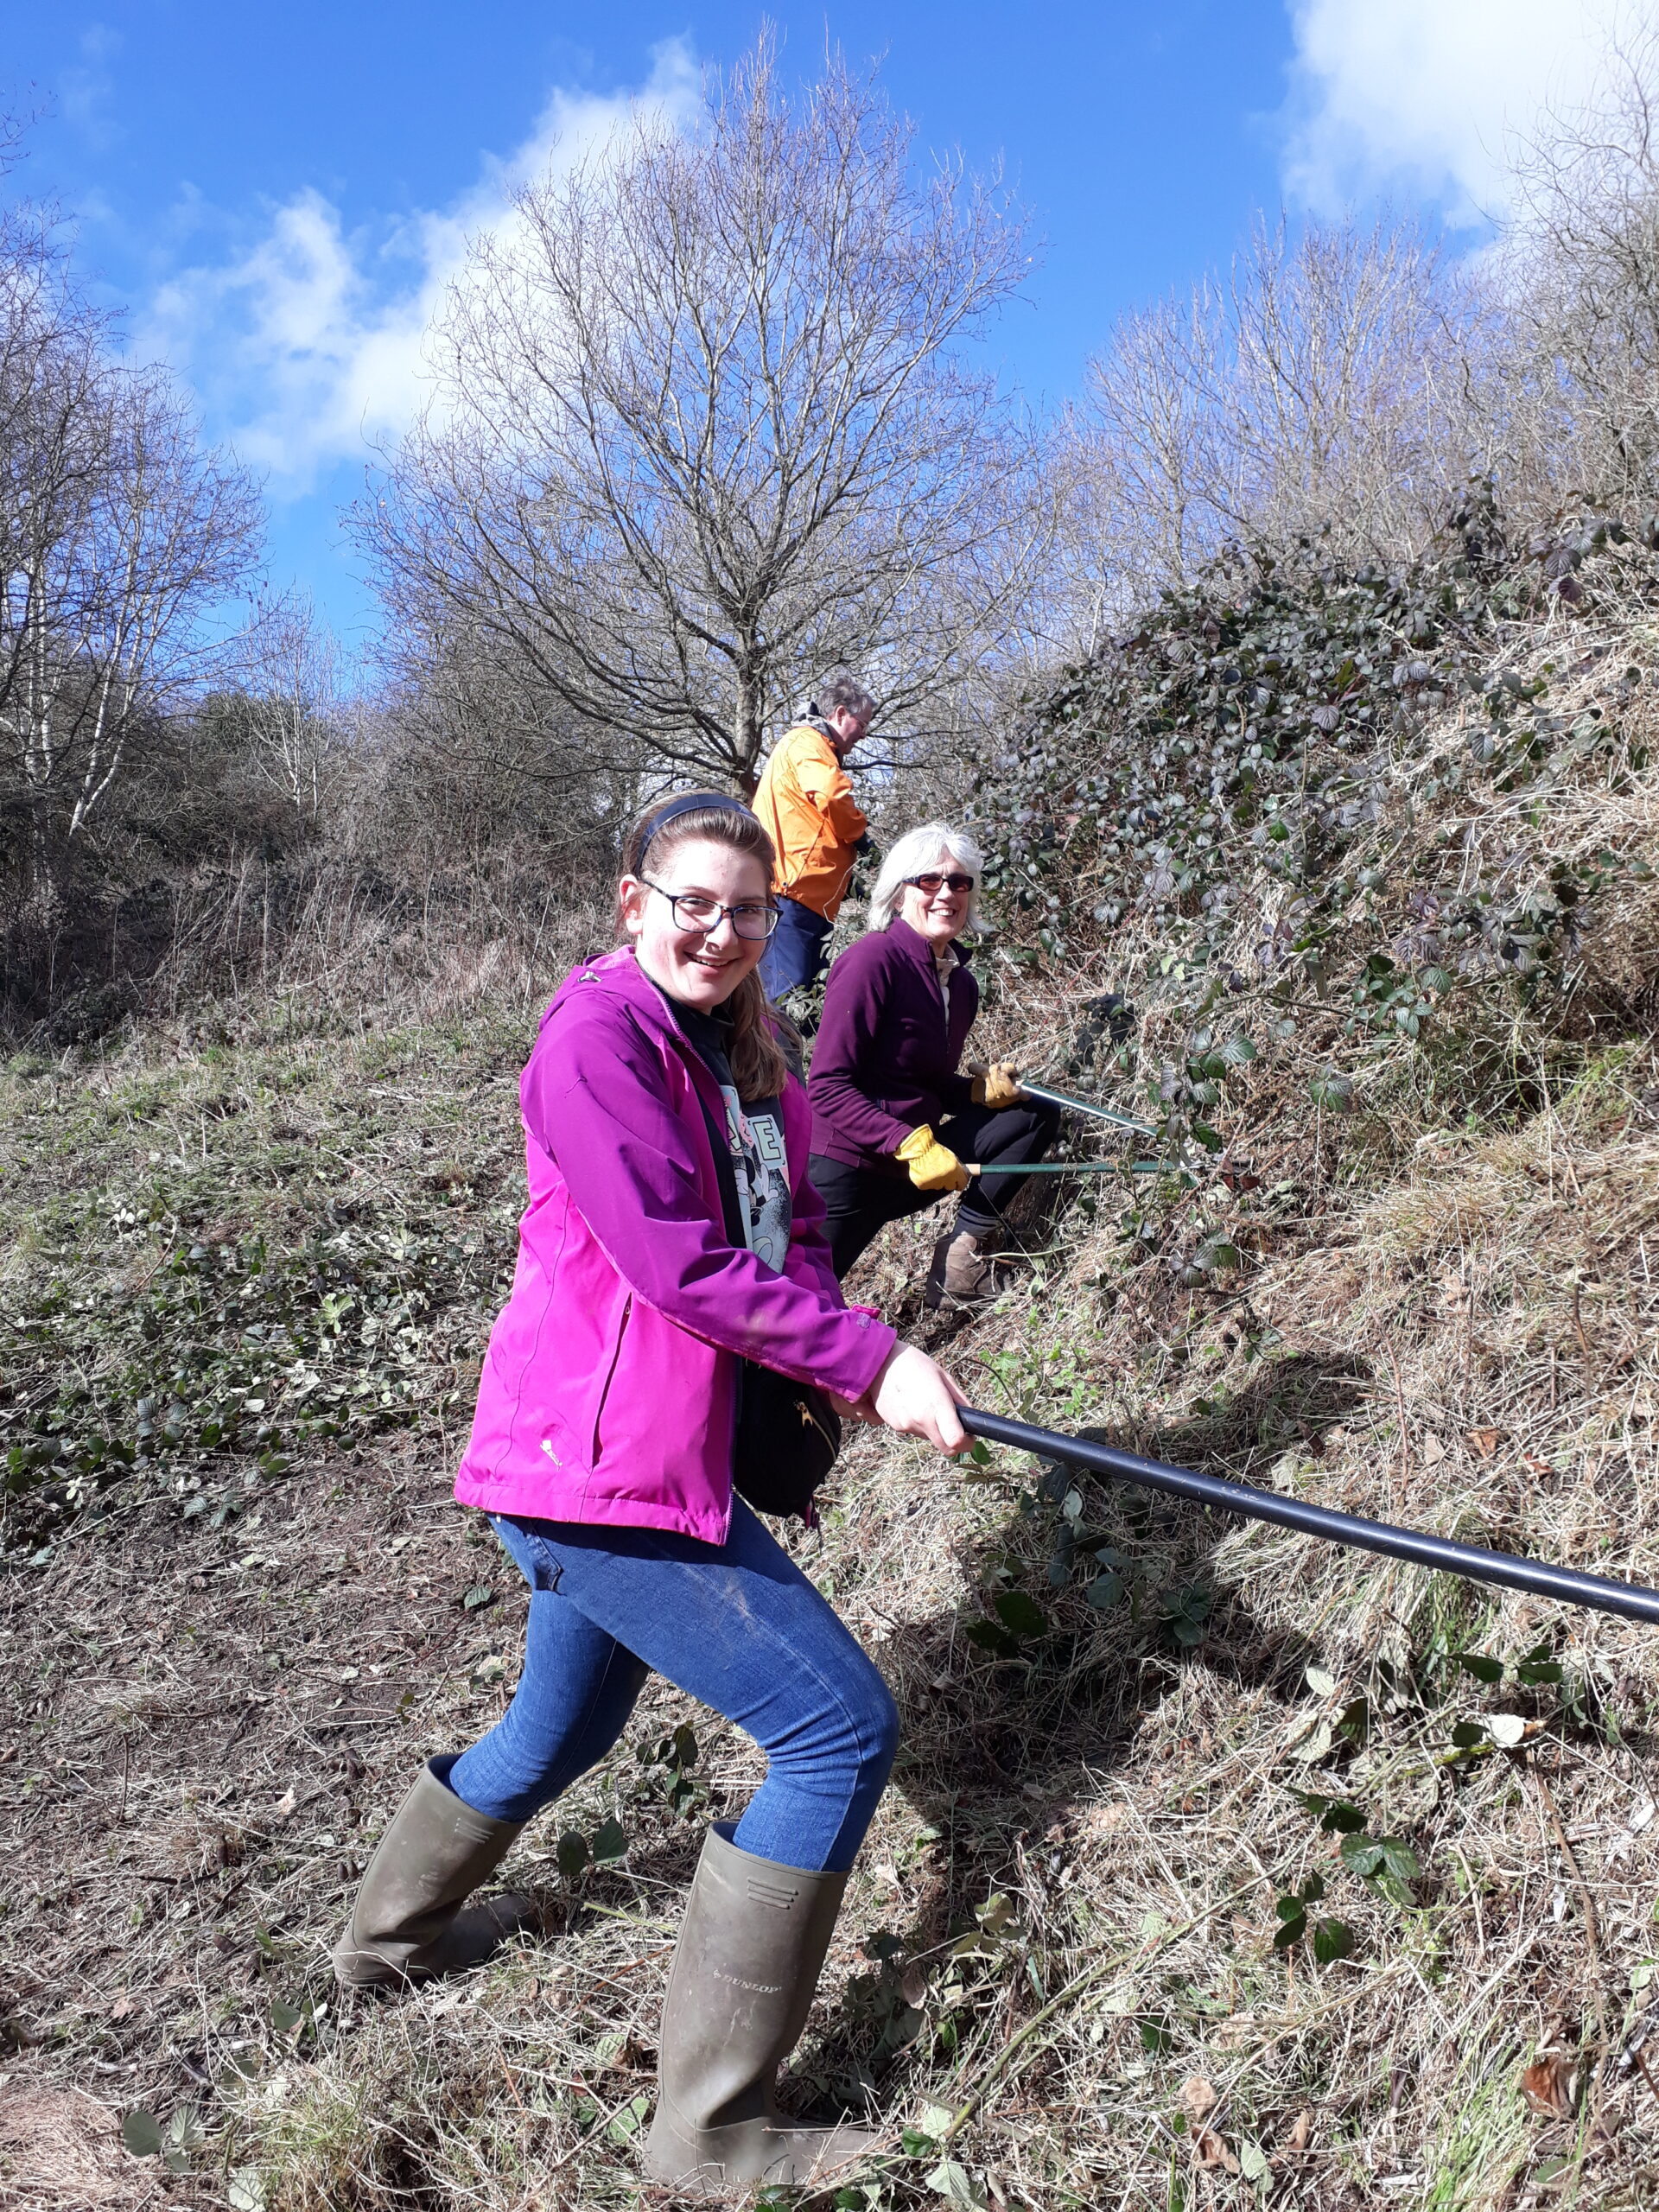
[807,918,980,1174]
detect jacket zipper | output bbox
[588,1292,633,1461]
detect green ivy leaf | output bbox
[1340,1834,1418,1886]
[961,1619,1019,1658]
[1237,2139,1272,2185]
[926,2158,989,2209]
[606,2091,651,2145]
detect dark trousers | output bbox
[808,1097,1062,1279]
[760,894,833,999]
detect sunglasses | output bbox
[906,871,975,896]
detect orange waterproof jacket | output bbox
[753,722,868,921]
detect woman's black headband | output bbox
[639,791,753,855]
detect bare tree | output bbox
[360,34,1049,792]
[368,609,648,864]
[1065,215,1497,615]
[0,238,261,906]
[233,591,350,828]
[1501,21,1659,508]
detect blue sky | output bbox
[3,3,1618,649]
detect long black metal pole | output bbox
[959,1406,1659,1628]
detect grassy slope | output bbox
[3,988,1659,2212]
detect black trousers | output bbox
[808,1097,1062,1280]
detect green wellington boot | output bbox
[643,1825,880,2194]
[332,1759,534,1988]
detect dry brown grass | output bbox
[0,2083,162,2209]
[14,849,609,1051]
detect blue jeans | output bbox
[760,894,833,999]
[446,1499,899,1874]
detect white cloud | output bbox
[1281,0,1639,222]
[137,40,700,493]
[61,23,124,151]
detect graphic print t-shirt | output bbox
[661,995,792,1271]
[725,1085,791,1270]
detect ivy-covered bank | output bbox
[974,499,1655,1007]
[968,500,1659,1287]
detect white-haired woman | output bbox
[805,823,1060,1301]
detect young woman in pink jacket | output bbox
[333,793,967,2193]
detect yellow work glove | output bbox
[969,1059,1025,1109]
[895,1124,971,1193]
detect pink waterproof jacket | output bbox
[454,949,898,1543]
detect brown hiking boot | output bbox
[643,1825,880,2193]
[333,1759,534,1988]
[924,1225,998,1309]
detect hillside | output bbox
[3,531,1659,2210]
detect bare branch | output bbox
[356,32,1052,791]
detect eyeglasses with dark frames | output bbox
[905,871,976,896]
[640,878,780,941]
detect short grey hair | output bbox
[814,670,877,726]
[868,823,985,932]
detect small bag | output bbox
[733,1359,842,1522]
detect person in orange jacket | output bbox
[754,671,874,1000]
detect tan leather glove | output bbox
[969,1059,1025,1109]
[895,1124,971,1193]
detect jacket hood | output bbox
[543,944,689,1042]
[540,946,763,1125]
